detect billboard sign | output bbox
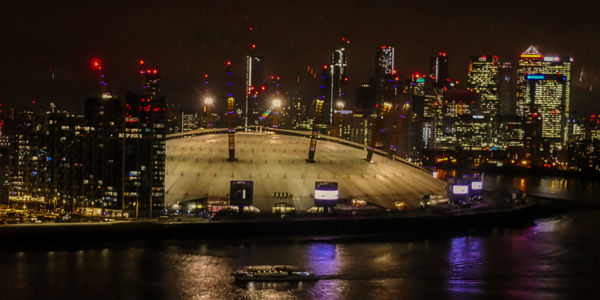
[471,181,483,191]
[230,181,253,206]
[452,185,469,195]
[315,181,338,206]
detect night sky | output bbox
[1,0,600,113]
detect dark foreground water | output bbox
[1,174,600,299]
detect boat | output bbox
[232,265,319,282]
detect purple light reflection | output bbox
[445,236,484,296]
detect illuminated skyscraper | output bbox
[326,47,348,124]
[467,55,499,120]
[516,46,544,117]
[245,56,265,126]
[525,74,569,150]
[429,51,449,88]
[375,46,394,77]
[373,46,396,107]
[517,45,572,149]
[499,62,516,116]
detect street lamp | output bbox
[272,99,282,108]
[204,97,214,128]
[272,99,282,128]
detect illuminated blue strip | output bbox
[526,74,545,80]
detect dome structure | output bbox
[166,130,446,211]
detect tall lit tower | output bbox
[429,51,449,88]
[327,43,349,124]
[467,55,499,120]
[91,58,112,99]
[373,46,395,106]
[517,46,572,149]
[516,45,544,117]
[375,46,394,76]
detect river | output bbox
[1,174,599,299]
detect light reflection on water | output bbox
[2,211,600,300]
[485,173,600,201]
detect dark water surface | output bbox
[1,175,600,299]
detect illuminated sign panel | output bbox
[520,54,543,58]
[315,190,339,200]
[471,181,483,190]
[544,56,561,62]
[452,185,469,195]
[526,74,545,80]
[230,181,253,206]
[315,181,339,206]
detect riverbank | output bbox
[0,204,538,247]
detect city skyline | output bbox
[1,1,599,113]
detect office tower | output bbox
[438,90,488,150]
[0,102,9,204]
[245,56,265,126]
[83,97,124,208]
[525,73,569,150]
[356,82,375,111]
[516,45,544,117]
[326,47,348,124]
[517,46,572,150]
[123,92,166,217]
[467,55,499,120]
[124,64,166,217]
[373,46,396,108]
[499,62,516,116]
[429,51,449,88]
[375,46,395,76]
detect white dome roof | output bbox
[166,131,446,210]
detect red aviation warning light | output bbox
[138,59,145,65]
[323,65,328,69]
[226,61,232,66]
[251,43,256,49]
[152,68,158,74]
[91,58,102,70]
